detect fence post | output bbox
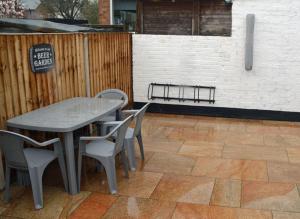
[83,33,91,97]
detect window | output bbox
[113,0,137,31]
[136,0,232,36]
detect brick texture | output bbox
[99,0,110,24]
[132,0,300,112]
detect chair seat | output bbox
[98,115,116,122]
[85,139,115,157]
[23,148,56,168]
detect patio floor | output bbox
[1,113,300,218]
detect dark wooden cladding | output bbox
[143,0,193,35]
[137,0,232,36]
[199,0,232,36]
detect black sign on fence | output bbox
[29,44,55,73]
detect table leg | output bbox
[64,132,78,195]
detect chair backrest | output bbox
[114,115,134,155]
[0,130,30,169]
[133,102,151,137]
[95,89,128,109]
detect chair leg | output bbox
[28,166,44,209]
[120,149,129,178]
[95,161,104,173]
[57,154,69,193]
[77,153,83,192]
[137,134,145,160]
[125,138,137,171]
[102,158,117,194]
[3,165,11,202]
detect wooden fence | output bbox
[88,33,132,98]
[0,33,132,129]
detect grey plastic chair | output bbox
[95,89,129,123]
[0,130,68,210]
[77,115,133,194]
[104,102,151,171]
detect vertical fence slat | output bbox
[14,36,27,114]
[7,36,20,116]
[1,36,14,119]
[0,32,132,129]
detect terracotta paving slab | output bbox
[69,193,116,219]
[241,181,300,212]
[117,171,163,198]
[143,139,183,153]
[172,203,272,219]
[81,169,162,198]
[0,207,6,214]
[1,186,90,219]
[195,119,229,131]
[102,196,176,219]
[150,174,214,204]
[0,185,26,208]
[167,127,209,141]
[268,161,300,183]
[210,179,241,208]
[227,121,247,132]
[272,211,300,219]
[246,124,281,134]
[281,135,300,147]
[263,134,287,147]
[2,114,300,218]
[279,127,300,136]
[155,116,199,128]
[143,126,176,139]
[287,147,300,163]
[225,132,264,146]
[178,141,223,158]
[223,144,289,162]
[204,130,236,144]
[144,152,196,175]
[192,157,268,181]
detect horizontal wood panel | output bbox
[199,0,232,36]
[137,0,232,36]
[143,1,193,35]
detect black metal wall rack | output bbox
[148,83,216,104]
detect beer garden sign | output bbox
[29,44,55,73]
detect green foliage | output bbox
[39,0,89,20]
[81,0,99,24]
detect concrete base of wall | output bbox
[134,102,300,122]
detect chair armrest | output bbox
[80,115,133,142]
[25,137,60,147]
[122,110,138,115]
[80,136,108,141]
[103,121,122,127]
[80,122,120,142]
[104,121,122,125]
[120,110,138,120]
[100,121,122,135]
[38,138,61,147]
[0,130,60,148]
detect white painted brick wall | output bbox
[132,0,300,112]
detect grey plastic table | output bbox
[6,97,123,195]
